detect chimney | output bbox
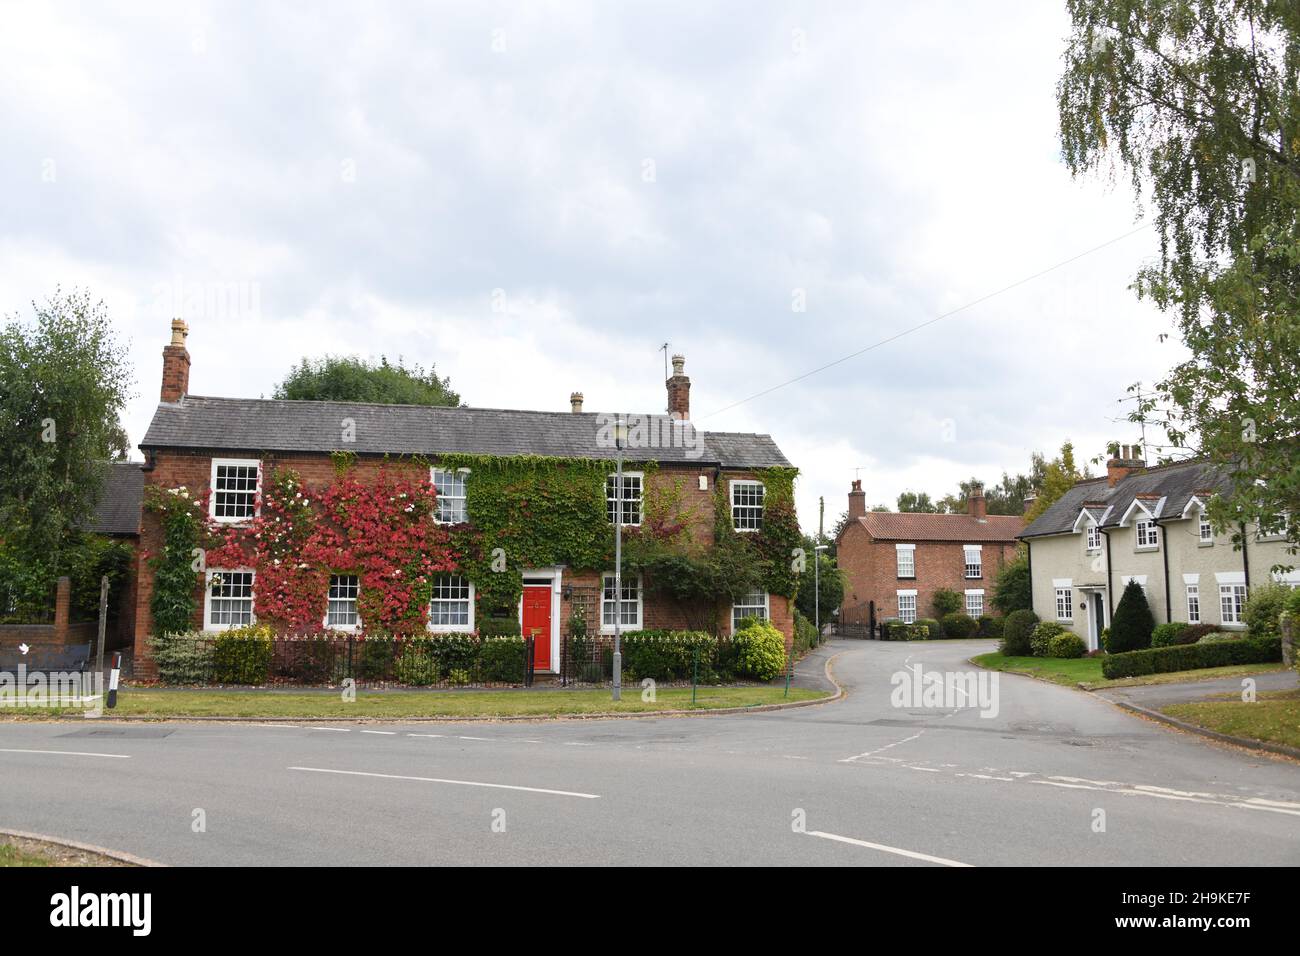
[666,353,690,420]
[1106,442,1146,488]
[847,479,866,519]
[160,318,190,403]
[967,483,987,521]
[1022,494,1037,516]
[570,391,584,414]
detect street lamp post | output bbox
[612,415,626,702]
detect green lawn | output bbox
[0,841,55,867]
[1164,690,1300,751]
[970,653,1284,690]
[0,685,828,720]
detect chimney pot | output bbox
[847,479,866,519]
[671,354,685,376]
[1107,441,1147,487]
[569,391,584,414]
[967,483,988,521]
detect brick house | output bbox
[130,322,796,677]
[836,480,1023,629]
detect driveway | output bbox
[1,639,1297,866]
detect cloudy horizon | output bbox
[0,1,1188,530]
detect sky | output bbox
[0,0,1188,532]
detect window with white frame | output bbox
[429,575,473,631]
[1135,519,1159,549]
[896,591,917,624]
[431,468,468,524]
[326,574,359,629]
[210,460,259,521]
[965,590,984,618]
[731,588,769,633]
[1198,515,1213,544]
[606,472,643,526]
[896,544,915,579]
[602,574,642,631]
[1260,512,1288,540]
[730,480,765,531]
[1219,584,1246,626]
[1085,523,1102,551]
[207,570,254,628]
[963,546,982,579]
[1055,587,1073,622]
[1186,585,1200,624]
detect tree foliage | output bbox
[896,491,939,513]
[1109,579,1156,653]
[1058,0,1300,556]
[274,354,461,407]
[0,288,133,561]
[1023,443,1088,523]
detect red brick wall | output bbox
[837,522,1018,626]
[132,453,792,676]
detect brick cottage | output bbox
[130,321,797,677]
[836,480,1022,629]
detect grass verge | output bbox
[0,835,130,867]
[970,653,1284,690]
[1163,690,1300,751]
[0,685,828,720]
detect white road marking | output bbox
[312,727,351,732]
[360,730,397,735]
[457,736,492,741]
[288,766,600,799]
[839,731,925,763]
[407,733,444,738]
[252,724,303,729]
[806,830,973,867]
[0,748,131,759]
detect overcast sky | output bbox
[0,1,1186,530]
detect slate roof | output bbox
[1018,459,1230,539]
[140,396,792,469]
[83,462,145,536]
[853,511,1024,543]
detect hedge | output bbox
[1000,609,1039,656]
[941,612,979,638]
[1101,637,1282,680]
[733,619,787,680]
[883,621,931,641]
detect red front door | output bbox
[522,586,552,671]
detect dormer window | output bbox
[1135,519,1159,549]
[1085,523,1102,551]
[1198,515,1213,544]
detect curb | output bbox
[2,654,846,726]
[1107,699,1300,762]
[0,827,165,867]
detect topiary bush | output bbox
[1048,632,1087,659]
[1102,637,1282,679]
[1244,582,1291,641]
[1000,609,1039,656]
[931,588,963,617]
[1151,621,1190,648]
[211,623,275,684]
[941,612,979,638]
[1030,621,1068,657]
[733,619,787,680]
[481,636,527,683]
[1108,580,1155,652]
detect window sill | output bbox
[1197,541,1214,548]
[1134,546,1159,553]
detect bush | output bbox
[978,615,1004,639]
[621,630,716,681]
[1108,580,1155,652]
[917,618,942,640]
[277,636,346,684]
[931,588,963,617]
[481,636,527,683]
[429,633,479,674]
[1151,621,1190,648]
[1030,621,1068,657]
[478,616,522,637]
[941,612,979,638]
[732,619,787,681]
[357,635,398,681]
[1000,609,1039,656]
[883,620,931,641]
[1175,623,1216,645]
[990,556,1032,614]
[793,610,818,655]
[1048,632,1087,659]
[149,631,214,684]
[395,639,440,686]
[1101,637,1282,680]
[211,623,274,684]
[1244,582,1291,641]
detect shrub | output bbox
[429,633,479,674]
[1030,621,1068,657]
[978,615,1004,639]
[941,612,979,639]
[1150,621,1190,648]
[733,619,787,681]
[277,636,345,683]
[149,631,214,684]
[211,623,274,684]
[1000,609,1039,656]
[481,636,527,683]
[478,616,522,638]
[917,618,942,640]
[1197,631,1241,644]
[1177,623,1217,645]
[357,635,398,681]
[1101,637,1282,680]
[931,588,963,617]
[990,555,1031,614]
[1108,580,1155,652]
[1049,632,1087,659]
[395,639,440,686]
[1244,582,1291,641]
[883,620,930,641]
[622,630,716,681]
[793,610,818,655]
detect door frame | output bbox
[1082,587,1108,651]
[517,566,563,672]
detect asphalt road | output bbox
[2,639,1298,866]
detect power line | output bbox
[700,222,1153,421]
